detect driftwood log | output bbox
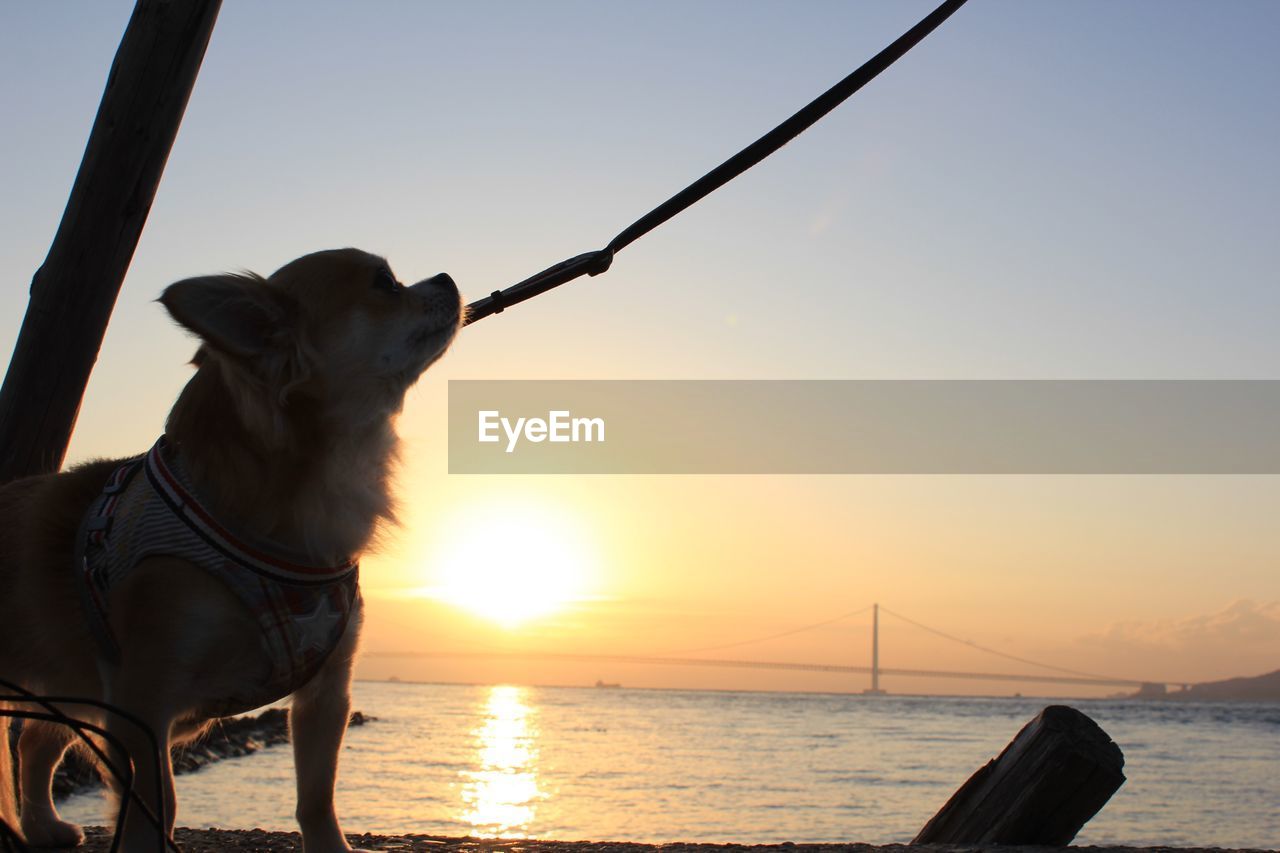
[914,704,1125,845]
[0,0,222,483]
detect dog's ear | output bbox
[160,274,296,360]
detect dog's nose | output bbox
[427,272,456,293]
[409,272,460,313]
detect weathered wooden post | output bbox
[0,0,222,483]
[914,704,1125,845]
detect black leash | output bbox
[464,0,969,326]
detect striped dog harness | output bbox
[74,437,359,716]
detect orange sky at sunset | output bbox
[3,2,1278,699]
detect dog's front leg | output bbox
[17,719,84,847]
[291,605,369,853]
[103,683,177,853]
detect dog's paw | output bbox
[298,834,372,853]
[20,816,85,848]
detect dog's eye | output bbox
[373,269,401,294]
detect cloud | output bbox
[1077,600,1280,681]
[1085,599,1280,650]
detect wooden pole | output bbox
[0,0,222,483]
[914,704,1125,845]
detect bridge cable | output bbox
[878,605,1132,683]
[667,604,873,656]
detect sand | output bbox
[62,828,1273,853]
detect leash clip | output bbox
[586,248,613,277]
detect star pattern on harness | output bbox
[294,596,342,653]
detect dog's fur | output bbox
[0,249,461,852]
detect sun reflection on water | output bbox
[459,685,543,837]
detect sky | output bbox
[1,1,1278,697]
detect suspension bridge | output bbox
[370,604,1180,694]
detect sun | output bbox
[424,504,593,628]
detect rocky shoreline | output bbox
[51,708,371,800]
[65,829,1275,853]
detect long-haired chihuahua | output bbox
[0,248,461,852]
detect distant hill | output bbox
[1135,669,1280,702]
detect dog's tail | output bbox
[0,711,18,840]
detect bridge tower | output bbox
[863,602,887,695]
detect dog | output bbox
[0,248,462,852]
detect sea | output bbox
[59,681,1280,849]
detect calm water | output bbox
[60,682,1280,848]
